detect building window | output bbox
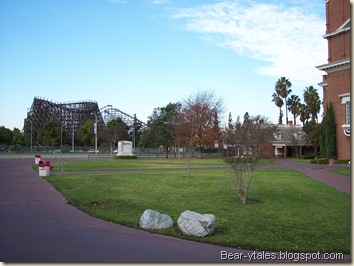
[293,133,302,140]
[346,101,350,125]
[273,132,281,140]
[339,93,350,137]
[339,93,350,125]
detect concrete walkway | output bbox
[0,158,350,263]
[271,159,350,194]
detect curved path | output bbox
[0,158,350,263]
[271,159,350,194]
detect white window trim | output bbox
[339,93,350,104]
[339,93,350,136]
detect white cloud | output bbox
[151,0,170,5]
[171,0,327,87]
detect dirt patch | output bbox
[228,199,264,205]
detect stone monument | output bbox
[117,141,133,156]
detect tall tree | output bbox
[182,90,224,157]
[131,114,144,149]
[0,126,13,145]
[303,86,321,125]
[138,102,181,158]
[12,128,30,146]
[100,117,129,160]
[299,103,310,127]
[275,77,292,124]
[37,120,62,146]
[287,94,301,125]
[271,91,284,124]
[320,102,337,158]
[77,120,95,146]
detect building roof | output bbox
[270,124,307,146]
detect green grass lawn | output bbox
[47,158,278,171]
[288,158,313,164]
[330,168,351,177]
[44,167,350,254]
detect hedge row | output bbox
[114,155,138,159]
[310,158,350,164]
[301,155,316,160]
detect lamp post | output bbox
[72,124,75,152]
[92,113,98,155]
[91,105,112,155]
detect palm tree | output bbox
[303,86,321,125]
[271,91,284,124]
[287,94,301,125]
[275,77,292,125]
[299,103,310,127]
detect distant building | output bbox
[268,123,309,159]
[316,0,350,159]
[224,121,310,159]
[261,122,312,159]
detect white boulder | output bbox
[177,210,216,238]
[139,209,173,229]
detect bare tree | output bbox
[99,118,129,161]
[182,90,224,157]
[224,114,276,204]
[180,90,224,177]
[285,125,304,159]
[168,111,185,159]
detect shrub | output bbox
[9,144,22,152]
[203,148,219,154]
[61,144,71,153]
[227,156,254,164]
[337,158,351,164]
[317,158,329,164]
[301,155,316,160]
[114,155,138,159]
[310,159,317,164]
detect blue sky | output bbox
[0,0,327,130]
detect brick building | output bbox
[316,0,351,159]
[269,123,309,159]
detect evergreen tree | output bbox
[320,102,337,158]
[325,102,337,158]
[37,120,62,146]
[319,117,326,157]
[77,120,95,146]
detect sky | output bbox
[0,0,328,130]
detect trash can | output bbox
[45,161,51,176]
[38,162,47,177]
[35,154,41,164]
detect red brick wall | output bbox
[326,0,350,62]
[329,31,351,61]
[323,0,350,159]
[260,142,275,159]
[326,0,350,33]
[323,69,350,160]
